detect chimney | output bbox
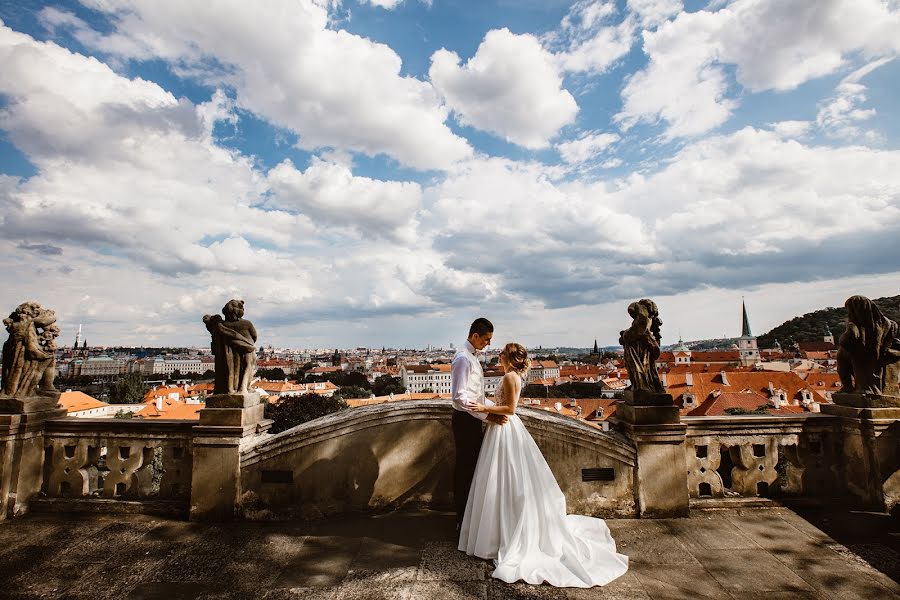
[660,372,668,387]
[685,372,693,386]
[156,396,162,411]
[554,402,563,412]
[720,371,729,385]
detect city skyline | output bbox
[1,1,899,348]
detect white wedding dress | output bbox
[458,374,629,587]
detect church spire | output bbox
[741,298,752,337]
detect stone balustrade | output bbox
[41,418,194,504]
[683,414,838,502]
[2,399,899,521]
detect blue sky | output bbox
[1,0,899,349]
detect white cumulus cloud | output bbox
[430,28,578,149]
[38,0,471,170]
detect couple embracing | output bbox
[451,318,629,588]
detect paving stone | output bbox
[271,535,362,588]
[657,514,757,552]
[0,517,110,586]
[262,587,338,600]
[126,581,207,600]
[408,580,488,599]
[693,549,815,594]
[776,556,899,600]
[630,563,730,600]
[725,512,837,558]
[605,521,698,565]
[346,537,421,582]
[334,578,412,600]
[485,580,569,599]
[565,572,651,600]
[417,541,492,581]
[726,592,819,600]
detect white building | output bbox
[401,364,452,394]
[138,358,205,376]
[525,361,561,383]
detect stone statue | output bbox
[836,295,900,397]
[1,302,59,398]
[619,299,666,395]
[203,299,257,395]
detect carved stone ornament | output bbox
[1,301,60,399]
[619,299,667,397]
[203,299,258,395]
[834,295,900,407]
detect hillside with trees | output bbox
[757,294,900,349]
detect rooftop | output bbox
[2,506,897,599]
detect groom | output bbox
[451,317,507,530]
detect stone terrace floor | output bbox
[1,506,899,600]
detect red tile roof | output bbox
[59,391,107,413]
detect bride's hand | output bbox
[470,403,487,412]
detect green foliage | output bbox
[305,370,371,390]
[265,393,348,434]
[724,405,771,416]
[522,382,607,399]
[106,372,145,404]
[113,409,135,419]
[372,375,406,396]
[337,385,370,399]
[257,367,288,380]
[757,294,900,349]
[421,387,434,393]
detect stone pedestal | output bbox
[832,391,900,409]
[0,393,66,520]
[190,392,272,521]
[616,391,689,517]
[821,403,900,514]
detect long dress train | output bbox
[458,377,629,587]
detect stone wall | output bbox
[240,400,637,519]
[683,414,840,501]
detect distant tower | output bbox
[592,339,599,355]
[823,325,834,345]
[331,349,341,367]
[737,299,760,367]
[74,324,83,350]
[673,336,692,365]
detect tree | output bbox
[372,375,405,396]
[114,409,135,419]
[421,387,434,394]
[257,367,287,380]
[265,393,348,434]
[338,386,370,399]
[107,373,145,404]
[306,370,370,390]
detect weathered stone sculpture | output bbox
[834,295,900,407]
[619,299,666,395]
[203,299,258,395]
[1,302,59,399]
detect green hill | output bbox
[757,294,900,349]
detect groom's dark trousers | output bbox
[452,409,484,526]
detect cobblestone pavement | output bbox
[0,506,898,599]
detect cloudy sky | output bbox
[1,0,899,350]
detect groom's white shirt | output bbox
[451,340,494,420]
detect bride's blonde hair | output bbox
[501,343,531,376]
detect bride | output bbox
[458,342,629,588]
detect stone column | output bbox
[822,394,900,514]
[190,392,271,521]
[616,390,689,518]
[0,394,66,520]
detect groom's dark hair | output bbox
[469,318,494,337]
